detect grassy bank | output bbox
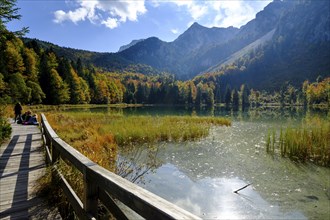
[266,117,330,167]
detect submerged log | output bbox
[234,183,252,193]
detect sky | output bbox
[7,0,272,53]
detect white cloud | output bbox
[166,0,271,28]
[171,0,208,20]
[54,10,67,24]
[97,1,146,22]
[53,0,272,29]
[207,1,257,27]
[54,0,147,29]
[102,17,119,29]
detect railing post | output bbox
[84,169,98,218]
[44,130,50,151]
[41,122,49,164]
[51,139,60,165]
[51,139,60,187]
[41,115,54,165]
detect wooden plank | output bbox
[84,171,98,217]
[0,121,61,219]
[98,189,130,220]
[41,114,59,139]
[45,144,52,164]
[52,137,96,174]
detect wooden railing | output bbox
[40,114,201,220]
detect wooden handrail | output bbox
[40,113,201,220]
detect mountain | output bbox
[117,23,239,78]
[185,0,293,78]
[171,23,239,78]
[118,39,144,52]
[115,0,329,89]
[23,0,330,90]
[209,0,330,90]
[115,0,296,79]
[172,22,239,55]
[205,28,276,73]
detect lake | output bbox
[66,106,329,219]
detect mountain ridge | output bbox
[118,39,144,52]
[22,0,330,90]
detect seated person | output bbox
[23,113,39,125]
[24,111,32,122]
[16,115,23,124]
[19,111,29,123]
[17,110,31,124]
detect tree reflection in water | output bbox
[115,144,163,184]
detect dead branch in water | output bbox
[234,183,252,193]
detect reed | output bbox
[266,117,330,167]
[46,112,231,169]
[266,130,271,154]
[272,129,276,154]
[46,112,119,171]
[101,115,230,146]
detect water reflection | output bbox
[132,163,307,219]
[61,105,328,122]
[123,106,327,123]
[116,144,162,184]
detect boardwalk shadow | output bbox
[0,135,19,177]
[0,134,32,219]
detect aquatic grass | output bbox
[279,128,285,157]
[46,112,231,166]
[266,129,276,155]
[266,117,330,167]
[46,112,118,171]
[266,130,271,154]
[272,129,276,154]
[100,115,230,146]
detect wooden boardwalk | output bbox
[0,121,61,220]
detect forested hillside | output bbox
[1,28,328,108]
[0,0,329,108]
[22,38,163,76]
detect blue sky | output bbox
[7,0,272,52]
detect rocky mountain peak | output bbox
[118,39,144,52]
